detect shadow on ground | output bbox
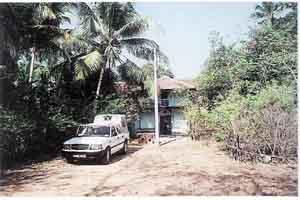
[154,170,298,196]
[0,144,143,194]
[71,144,143,165]
[0,157,62,194]
[0,139,297,196]
[87,165,297,196]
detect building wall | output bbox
[171,110,188,133]
[135,112,155,130]
[167,93,185,107]
[136,110,188,134]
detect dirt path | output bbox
[0,137,297,196]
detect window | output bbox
[77,126,110,137]
[111,127,118,137]
[94,127,110,137]
[140,113,155,129]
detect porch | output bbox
[134,109,189,136]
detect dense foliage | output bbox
[185,2,297,163]
[0,2,170,169]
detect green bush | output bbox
[185,82,297,162]
[0,106,77,169]
[211,83,297,162]
[214,132,226,142]
[210,83,295,129]
[184,103,215,141]
[0,108,37,168]
[249,82,295,112]
[211,91,247,124]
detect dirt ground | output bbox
[0,137,297,196]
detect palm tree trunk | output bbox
[29,47,35,83]
[92,67,105,118]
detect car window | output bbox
[78,126,110,137]
[111,127,118,137]
[77,126,94,136]
[94,127,110,137]
[77,126,85,135]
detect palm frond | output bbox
[33,3,74,25]
[51,29,89,52]
[49,59,65,81]
[78,2,107,39]
[113,16,149,38]
[74,50,104,80]
[95,2,137,34]
[117,59,144,85]
[121,38,169,64]
[34,3,56,22]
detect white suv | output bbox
[62,115,129,164]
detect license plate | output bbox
[73,154,86,158]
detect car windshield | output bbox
[77,126,110,137]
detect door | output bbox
[110,127,121,154]
[160,115,172,135]
[115,126,124,151]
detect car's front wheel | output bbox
[121,140,128,154]
[102,147,111,165]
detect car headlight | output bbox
[90,144,103,150]
[63,144,71,150]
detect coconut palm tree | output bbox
[28,3,79,82]
[1,3,85,107]
[3,3,77,83]
[118,62,173,96]
[75,2,168,117]
[251,2,281,26]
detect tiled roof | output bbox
[158,76,195,90]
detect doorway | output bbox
[160,115,172,135]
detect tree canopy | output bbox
[0,2,171,169]
[186,2,297,162]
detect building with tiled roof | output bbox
[135,76,196,135]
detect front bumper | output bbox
[61,150,105,160]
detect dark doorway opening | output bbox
[160,115,172,135]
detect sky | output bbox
[134,2,257,79]
[66,2,257,80]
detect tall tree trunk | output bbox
[0,52,7,107]
[92,67,105,119]
[29,47,35,83]
[0,28,7,107]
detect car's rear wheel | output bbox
[102,147,111,165]
[66,157,74,164]
[121,140,128,154]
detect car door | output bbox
[110,126,121,154]
[115,126,124,151]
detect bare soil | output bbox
[0,137,297,196]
